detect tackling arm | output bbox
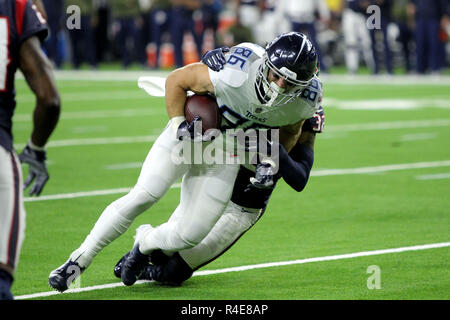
[278,104,325,192]
[279,120,304,152]
[278,130,316,192]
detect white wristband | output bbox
[28,139,45,151]
[171,116,186,136]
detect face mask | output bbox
[266,82,285,106]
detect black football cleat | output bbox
[114,252,130,279]
[0,269,14,300]
[120,245,150,286]
[114,252,153,281]
[48,259,85,292]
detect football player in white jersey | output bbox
[48,32,323,291]
[111,106,325,285]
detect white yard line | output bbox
[415,172,450,180]
[14,108,162,122]
[14,241,450,300]
[324,98,450,110]
[400,133,437,142]
[15,135,159,150]
[105,162,144,170]
[24,183,181,202]
[310,160,450,177]
[324,119,450,132]
[24,160,450,203]
[13,119,450,150]
[16,91,150,103]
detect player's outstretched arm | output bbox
[278,131,315,192]
[279,120,304,152]
[278,107,325,192]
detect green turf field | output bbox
[10,72,450,300]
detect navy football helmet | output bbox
[256,32,318,107]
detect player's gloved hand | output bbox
[176,116,218,142]
[176,116,202,141]
[201,46,230,71]
[18,143,49,196]
[246,162,275,191]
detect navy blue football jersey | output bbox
[0,0,48,151]
[231,107,325,209]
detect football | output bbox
[184,94,222,133]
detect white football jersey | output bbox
[208,42,322,129]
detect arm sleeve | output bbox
[278,143,314,192]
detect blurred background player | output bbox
[408,0,450,74]
[202,0,223,48]
[41,0,64,69]
[146,0,172,68]
[32,0,449,73]
[0,0,60,300]
[254,0,279,45]
[169,0,204,68]
[66,0,98,69]
[392,0,415,73]
[110,0,141,68]
[342,0,376,74]
[236,0,263,43]
[369,0,393,75]
[276,0,331,73]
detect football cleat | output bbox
[0,269,14,300]
[120,244,150,286]
[114,252,130,279]
[48,259,85,292]
[114,253,153,281]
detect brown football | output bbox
[184,94,221,132]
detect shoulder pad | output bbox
[219,68,248,88]
[299,77,323,108]
[235,42,265,58]
[217,42,264,88]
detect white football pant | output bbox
[70,120,240,268]
[0,147,25,274]
[175,201,262,270]
[238,4,260,42]
[342,8,375,74]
